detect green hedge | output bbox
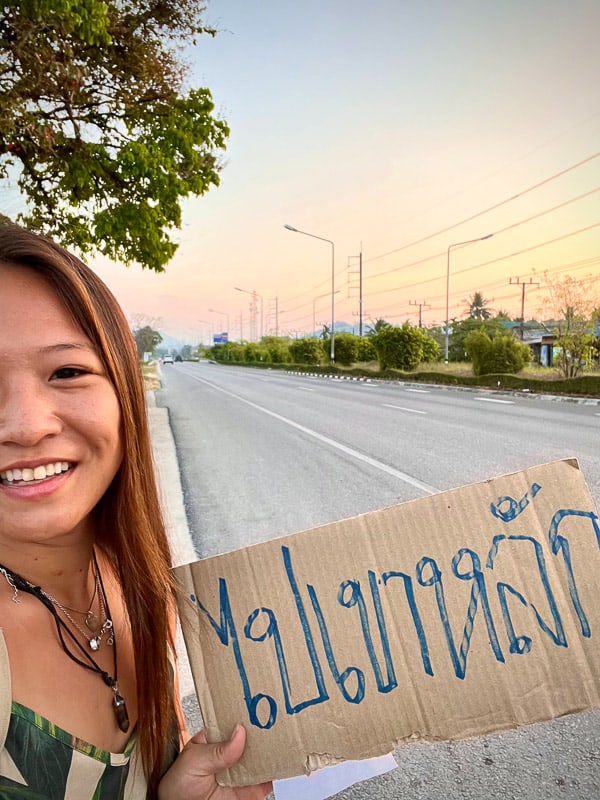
[211,361,600,396]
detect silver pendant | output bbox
[89,637,100,651]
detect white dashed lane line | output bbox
[474,397,515,405]
[382,404,427,415]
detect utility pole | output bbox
[270,296,279,337]
[509,277,540,339]
[409,300,430,328]
[358,249,363,336]
[347,247,364,335]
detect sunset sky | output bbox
[4,0,600,344]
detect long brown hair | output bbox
[0,223,177,796]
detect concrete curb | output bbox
[146,391,196,701]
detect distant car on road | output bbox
[163,355,174,364]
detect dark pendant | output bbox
[85,611,99,631]
[113,692,130,733]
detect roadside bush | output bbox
[465,330,531,376]
[243,342,269,362]
[332,332,358,366]
[263,337,292,363]
[449,318,505,362]
[289,338,324,365]
[372,323,440,371]
[210,342,245,362]
[355,336,377,362]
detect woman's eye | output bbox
[52,367,89,380]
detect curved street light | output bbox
[445,234,493,362]
[285,224,336,362]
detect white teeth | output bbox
[0,462,71,483]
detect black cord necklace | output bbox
[0,554,130,733]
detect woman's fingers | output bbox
[188,725,247,774]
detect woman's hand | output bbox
[158,725,273,800]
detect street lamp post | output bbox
[444,234,493,362]
[208,308,230,342]
[284,224,336,362]
[234,287,263,341]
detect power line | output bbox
[363,150,600,265]
[363,222,600,300]
[366,186,599,283]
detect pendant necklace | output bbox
[41,566,113,651]
[0,555,130,733]
[53,574,99,632]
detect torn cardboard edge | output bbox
[174,459,600,786]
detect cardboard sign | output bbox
[174,460,600,786]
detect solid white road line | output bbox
[185,373,438,495]
[405,388,430,393]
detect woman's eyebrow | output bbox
[38,342,94,353]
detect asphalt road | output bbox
[157,362,600,800]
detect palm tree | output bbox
[467,291,492,320]
[366,318,392,336]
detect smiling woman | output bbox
[0,224,272,800]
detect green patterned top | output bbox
[0,702,148,799]
[0,629,180,799]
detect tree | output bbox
[133,325,162,358]
[210,341,244,362]
[355,336,377,362]
[467,291,492,320]
[447,317,504,362]
[541,274,599,378]
[261,336,291,364]
[366,318,392,336]
[0,0,228,271]
[329,333,358,366]
[289,338,324,365]
[243,342,268,363]
[372,323,440,371]
[464,330,530,376]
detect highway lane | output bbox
[158,362,600,557]
[156,362,600,800]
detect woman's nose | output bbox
[0,382,63,446]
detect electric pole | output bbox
[347,248,364,335]
[409,300,431,328]
[509,277,540,339]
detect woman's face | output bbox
[0,264,123,547]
